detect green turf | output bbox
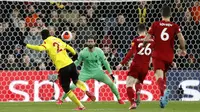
[0,101,199,112]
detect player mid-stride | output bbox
[58,36,125,105]
[19,29,96,110]
[116,24,154,110]
[145,5,186,108]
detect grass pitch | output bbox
[0,101,199,112]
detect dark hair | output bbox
[161,5,171,18]
[86,36,96,41]
[137,24,146,33]
[41,29,50,40]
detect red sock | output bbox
[135,83,142,92]
[126,87,135,104]
[163,76,167,89]
[157,78,165,96]
[135,83,142,99]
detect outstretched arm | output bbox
[65,44,78,61]
[177,32,186,56]
[177,33,186,51]
[116,42,135,70]
[99,50,112,74]
[26,44,47,51]
[120,46,135,66]
[74,51,83,66]
[65,44,76,55]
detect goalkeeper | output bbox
[19,29,96,110]
[60,36,125,104]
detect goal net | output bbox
[0,0,199,102]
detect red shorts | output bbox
[127,63,149,83]
[153,58,172,73]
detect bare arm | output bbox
[177,32,186,50]
[26,44,47,51]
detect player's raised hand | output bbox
[116,64,122,70]
[171,62,177,68]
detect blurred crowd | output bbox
[0,0,199,71]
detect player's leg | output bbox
[70,64,96,101]
[161,68,170,107]
[153,59,165,97]
[94,70,124,104]
[135,82,142,106]
[126,76,138,109]
[70,71,91,91]
[60,72,91,102]
[71,69,88,92]
[57,66,85,110]
[153,59,170,108]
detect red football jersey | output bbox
[121,36,154,66]
[148,20,181,62]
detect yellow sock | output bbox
[76,80,87,92]
[67,90,84,108]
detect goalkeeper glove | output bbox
[110,74,115,82]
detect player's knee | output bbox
[126,76,137,88]
[72,79,78,85]
[126,82,133,88]
[62,85,70,93]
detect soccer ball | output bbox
[61,31,73,41]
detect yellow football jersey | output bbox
[26,36,76,71]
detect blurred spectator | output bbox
[18,19,28,34]
[24,27,45,62]
[0,19,15,56]
[58,22,75,37]
[6,54,19,70]
[188,54,196,64]
[172,0,185,24]
[36,18,46,32]
[48,26,56,36]
[10,9,22,28]
[174,0,184,12]
[2,19,10,32]
[65,9,80,26]
[103,45,121,70]
[76,15,96,40]
[108,13,134,60]
[77,15,87,26]
[36,62,46,70]
[184,8,193,24]
[85,6,104,40]
[20,54,35,70]
[59,10,67,23]
[14,44,23,59]
[100,35,112,48]
[25,5,40,27]
[45,58,55,70]
[86,6,95,21]
[48,10,60,27]
[0,1,199,71]
[189,1,200,24]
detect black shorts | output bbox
[58,63,79,89]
